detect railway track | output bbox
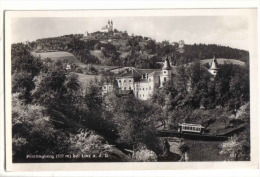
[158,124,246,141]
[157,130,228,141]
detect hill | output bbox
[25,32,249,70]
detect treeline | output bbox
[172,44,249,64]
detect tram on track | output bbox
[178,123,205,134]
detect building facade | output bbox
[101,56,218,100]
[115,57,175,100]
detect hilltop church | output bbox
[100,20,114,33]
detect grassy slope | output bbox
[32,51,88,68]
[200,58,246,66]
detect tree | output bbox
[127,38,140,56]
[12,94,69,162]
[145,40,156,54]
[104,93,160,153]
[11,43,43,102]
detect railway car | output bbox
[178,123,205,134]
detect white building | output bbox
[102,83,114,96]
[115,57,176,100]
[102,56,219,100]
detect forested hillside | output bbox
[26,33,249,69]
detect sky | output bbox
[11,16,249,51]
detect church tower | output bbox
[160,56,172,87]
[109,20,113,32]
[208,55,219,76]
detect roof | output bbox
[210,56,219,70]
[117,70,134,78]
[178,123,205,128]
[134,68,160,75]
[162,57,172,70]
[109,66,129,71]
[148,71,162,77]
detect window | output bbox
[143,94,144,97]
[129,87,131,90]
[146,88,148,90]
[164,77,167,81]
[119,80,121,82]
[149,86,151,90]
[149,78,151,82]
[103,86,107,89]
[124,80,126,83]
[164,71,166,74]
[143,88,144,90]
[124,87,126,90]
[129,80,132,82]
[140,88,142,90]
[140,94,141,97]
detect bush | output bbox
[134,144,158,162]
[69,130,108,154]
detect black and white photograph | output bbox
[3,8,258,171]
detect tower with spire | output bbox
[109,19,113,32]
[160,55,172,87]
[208,55,219,76]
